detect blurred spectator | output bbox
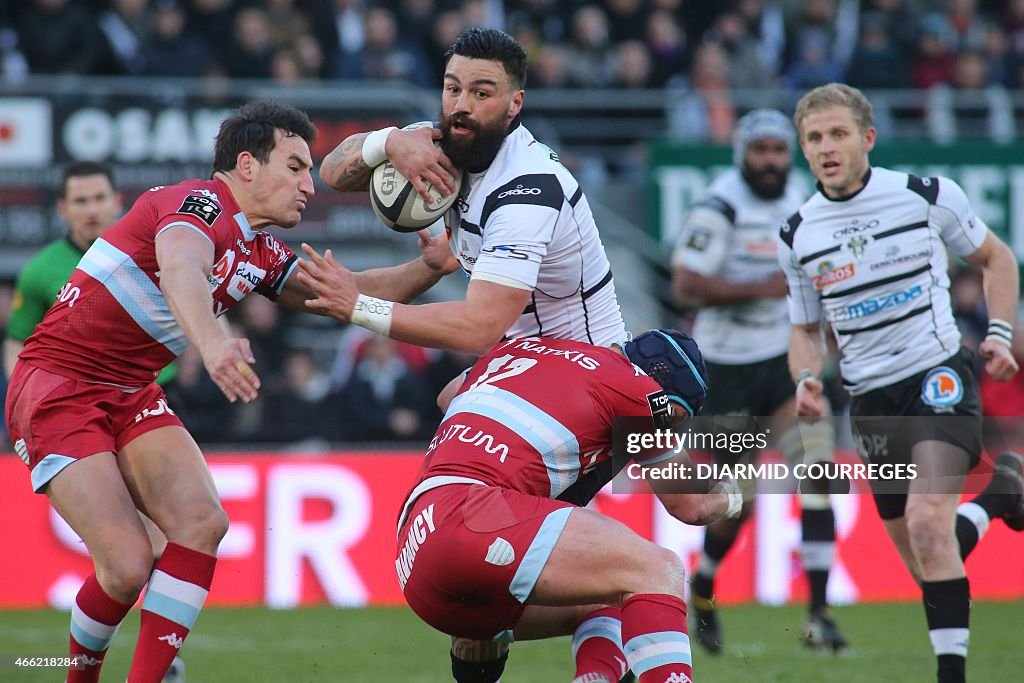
[668,41,735,143]
[271,46,305,85]
[950,266,987,354]
[530,44,576,88]
[0,24,28,81]
[706,9,777,90]
[605,0,649,46]
[96,0,148,75]
[394,0,438,56]
[337,335,433,442]
[425,10,465,84]
[507,0,566,44]
[233,294,291,379]
[185,0,236,69]
[846,11,911,89]
[263,0,311,49]
[913,13,958,88]
[782,0,857,82]
[142,0,210,78]
[644,9,688,88]
[1007,0,1024,85]
[944,0,989,52]
[167,344,236,444]
[564,4,615,88]
[256,348,339,443]
[223,7,276,78]
[610,40,654,89]
[735,0,787,78]
[293,32,326,78]
[331,6,431,83]
[16,0,105,74]
[862,0,921,59]
[330,0,366,59]
[782,25,845,89]
[981,21,1011,86]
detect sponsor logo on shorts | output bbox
[485,537,515,566]
[854,433,889,459]
[685,228,710,252]
[396,503,436,590]
[134,398,175,423]
[813,262,855,290]
[921,366,963,413]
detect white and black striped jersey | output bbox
[671,169,808,364]
[777,167,988,395]
[442,120,626,346]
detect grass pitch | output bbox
[1,601,1021,682]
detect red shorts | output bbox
[5,362,184,492]
[396,483,574,641]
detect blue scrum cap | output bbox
[624,329,709,416]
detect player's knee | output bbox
[644,546,686,599]
[168,502,229,550]
[905,507,956,557]
[96,548,154,601]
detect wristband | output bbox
[361,126,396,168]
[351,294,394,337]
[986,318,1013,347]
[713,479,743,519]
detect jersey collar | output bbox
[816,167,872,202]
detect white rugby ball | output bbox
[369,157,462,233]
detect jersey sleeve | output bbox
[6,263,51,341]
[253,233,298,299]
[933,177,989,258]
[470,173,564,290]
[777,218,821,325]
[670,196,735,276]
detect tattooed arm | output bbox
[319,126,459,199]
[319,132,373,192]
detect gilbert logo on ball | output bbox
[370,152,462,233]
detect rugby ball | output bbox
[369,156,462,233]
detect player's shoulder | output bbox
[873,166,969,210]
[145,179,230,228]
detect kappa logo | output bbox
[485,537,515,566]
[921,366,963,412]
[158,633,184,649]
[134,398,175,423]
[663,674,692,683]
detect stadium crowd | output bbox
[1,0,1023,101]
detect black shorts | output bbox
[850,347,982,519]
[702,355,795,464]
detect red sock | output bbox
[68,574,134,683]
[621,593,693,683]
[572,606,628,683]
[127,543,216,683]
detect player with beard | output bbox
[310,27,633,683]
[308,27,625,360]
[671,109,848,654]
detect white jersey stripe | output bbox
[78,238,188,355]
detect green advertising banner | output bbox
[648,142,1024,266]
